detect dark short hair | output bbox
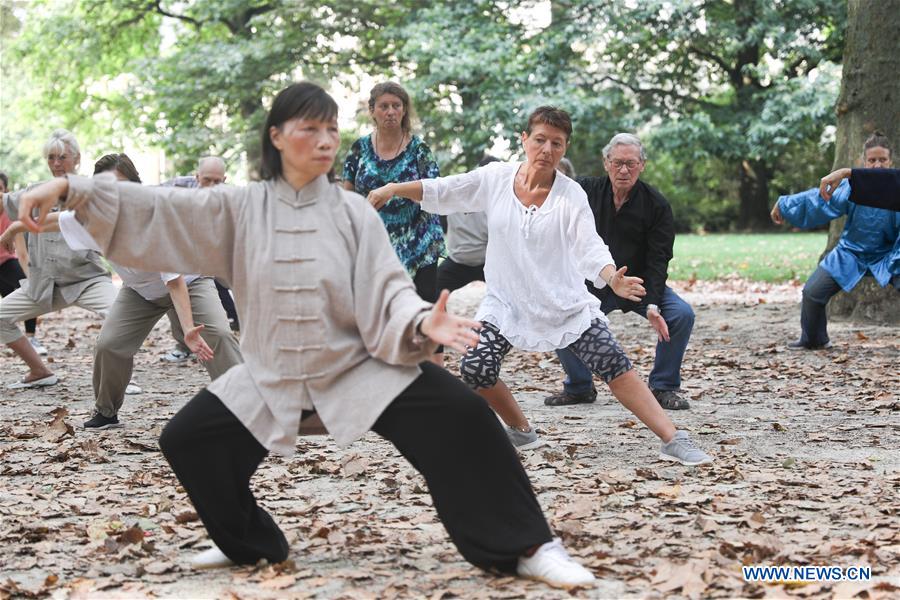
[93,153,142,183]
[863,131,892,157]
[261,82,339,180]
[0,171,8,189]
[525,106,572,141]
[368,81,413,134]
[478,154,501,167]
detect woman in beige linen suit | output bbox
[18,83,595,589]
[0,129,116,389]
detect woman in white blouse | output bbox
[17,83,596,589]
[368,107,712,466]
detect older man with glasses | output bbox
[546,133,696,411]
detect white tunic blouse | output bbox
[421,161,616,351]
[65,172,436,456]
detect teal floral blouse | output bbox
[343,134,445,277]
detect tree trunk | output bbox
[825,0,900,324]
[738,159,773,230]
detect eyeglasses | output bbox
[607,159,642,171]
[47,154,70,163]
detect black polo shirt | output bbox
[576,176,675,311]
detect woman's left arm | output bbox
[165,276,214,361]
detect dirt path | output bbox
[1,281,898,599]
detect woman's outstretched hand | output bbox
[184,324,215,362]
[819,167,851,201]
[419,290,481,353]
[367,184,394,210]
[610,266,645,302]
[18,177,69,232]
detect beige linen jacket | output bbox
[2,188,110,307]
[65,172,437,455]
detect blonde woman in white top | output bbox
[18,83,596,589]
[368,107,712,466]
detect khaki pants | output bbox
[94,278,243,417]
[0,280,116,344]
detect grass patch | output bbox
[670,232,828,282]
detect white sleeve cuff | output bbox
[58,210,102,252]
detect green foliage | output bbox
[669,232,827,282]
[582,0,845,228]
[0,0,845,232]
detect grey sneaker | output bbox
[29,336,48,356]
[659,430,712,466]
[162,349,192,363]
[506,426,546,450]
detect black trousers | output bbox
[0,259,36,334]
[158,362,551,572]
[413,262,443,354]
[436,257,485,294]
[214,279,239,329]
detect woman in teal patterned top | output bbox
[343,81,445,365]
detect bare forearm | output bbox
[387,181,424,202]
[166,277,196,332]
[598,264,615,286]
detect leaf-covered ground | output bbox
[1,281,898,599]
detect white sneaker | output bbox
[162,349,192,363]
[189,544,234,570]
[28,336,48,356]
[8,374,59,389]
[125,381,143,395]
[517,538,596,589]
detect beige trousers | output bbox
[0,280,117,344]
[93,278,243,417]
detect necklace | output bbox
[374,130,406,160]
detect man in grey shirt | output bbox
[435,155,497,293]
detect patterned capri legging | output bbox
[460,319,633,389]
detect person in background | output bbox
[162,155,240,363]
[548,133,695,411]
[163,156,227,189]
[0,172,42,355]
[343,81,445,366]
[435,155,499,295]
[771,131,899,349]
[0,129,116,389]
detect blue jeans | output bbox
[799,266,900,346]
[556,286,695,393]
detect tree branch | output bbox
[152,0,202,30]
[597,74,721,111]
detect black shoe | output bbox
[787,340,832,351]
[544,387,597,406]
[83,412,123,430]
[652,389,690,410]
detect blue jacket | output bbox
[777,180,900,291]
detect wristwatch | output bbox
[647,304,659,314]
